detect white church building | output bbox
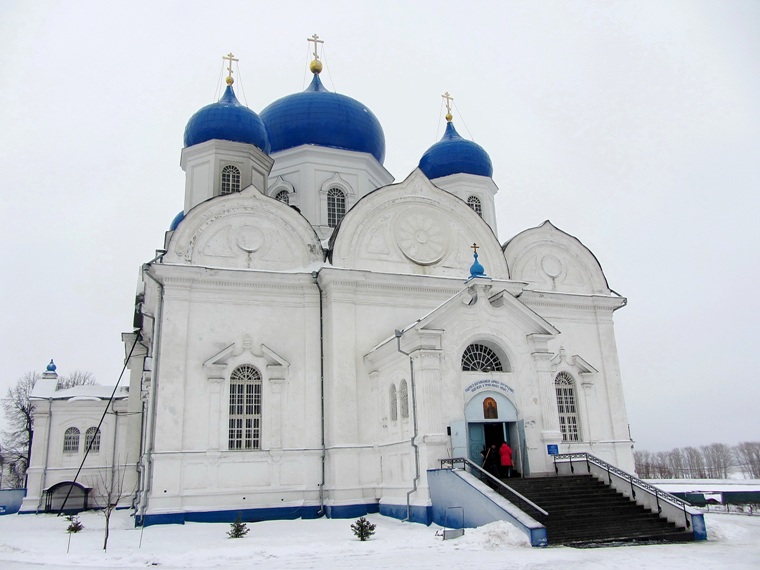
[22,44,634,525]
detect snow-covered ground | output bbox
[1,509,759,569]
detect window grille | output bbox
[467,195,482,216]
[63,427,80,453]
[327,187,346,227]
[399,380,409,419]
[555,372,580,442]
[221,165,241,195]
[228,364,262,450]
[275,190,290,204]
[461,343,503,372]
[390,384,398,421]
[85,427,100,452]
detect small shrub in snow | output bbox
[351,516,376,541]
[66,514,84,533]
[227,513,250,539]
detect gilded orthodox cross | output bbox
[308,33,324,61]
[442,91,454,121]
[223,52,239,85]
[471,243,479,254]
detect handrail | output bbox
[553,452,692,529]
[441,457,548,517]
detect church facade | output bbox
[22,47,634,525]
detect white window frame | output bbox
[63,427,80,453]
[221,164,241,195]
[467,195,482,217]
[228,364,262,450]
[85,427,100,453]
[555,371,581,442]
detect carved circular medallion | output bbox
[541,254,563,278]
[236,226,265,253]
[396,211,448,265]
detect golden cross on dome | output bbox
[223,52,239,85]
[471,243,479,254]
[442,91,454,122]
[308,33,324,61]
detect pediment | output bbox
[550,347,598,375]
[503,220,610,295]
[332,169,508,279]
[204,336,290,378]
[164,186,323,270]
[366,280,558,364]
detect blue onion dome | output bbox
[419,121,493,179]
[260,71,386,164]
[184,85,270,153]
[169,210,185,231]
[46,359,57,372]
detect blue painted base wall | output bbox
[138,503,387,527]
[379,503,433,525]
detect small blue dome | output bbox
[469,252,486,279]
[260,74,385,164]
[46,359,57,372]
[419,122,493,179]
[184,85,270,152]
[169,210,185,231]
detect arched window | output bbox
[555,372,580,442]
[85,427,100,452]
[275,190,290,204]
[221,165,241,195]
[228,364,262,450]
[461,343,503,372]
[389,384,398,421]
[399,380,409,419]
[327,187,346,227]
[467,196,482,217]
[63,427,80,453]
[483,397,498,419]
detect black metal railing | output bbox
[440,457,548,518]
[553,452,692,529]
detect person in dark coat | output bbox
[482,444,500,479]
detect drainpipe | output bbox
[36,397,53,513]
[139,252,165,524]
[312,270,326,516]
[395,329,420,522]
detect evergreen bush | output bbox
[227,513,250,539]
[66,514,84,533]
[351,516,376,541]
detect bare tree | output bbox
[702,443,732,478]
[93,461,129,552]
[683,447,707,478]
[57,370,98,390]
[1,372,39,488]
[634,450,654,478]
[734,441,760,478]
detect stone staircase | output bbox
[503,475,695,547]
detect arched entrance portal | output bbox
[464,391,527,477]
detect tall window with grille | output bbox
[85,427,100,452]
[467,195,482,217]
[555,371,580,441]
[399,380,409,419]
[221,165,241,195]
[389,384,398,421]
[63,427,80,453]
[228,364,262,450]
[461,343,503,372]
[327,187,346,227]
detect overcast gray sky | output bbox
[1,1,758,453]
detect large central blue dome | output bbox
[260,74,386,164]
[419,121,493,179]
[184,85,270,153]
